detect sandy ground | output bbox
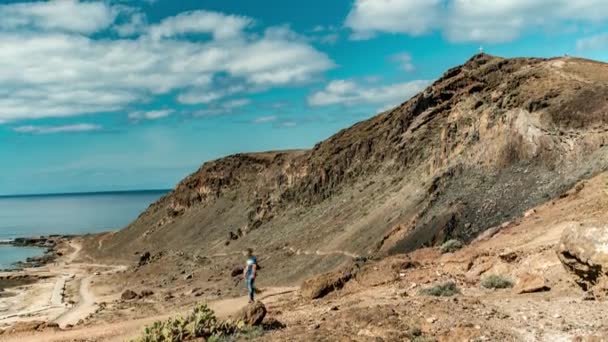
[0,240,127,329]
[0,287,296,342]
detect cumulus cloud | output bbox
[308,79,429,108]
[147,10,253,41]
[0,1,334,123]
[577,33,608,51]
[345,0,441,39]
[128,109,174,121]
[13,123,102,134]
[346,0,608,43]
[0,0,116,34]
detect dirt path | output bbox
[284,247,360,259]
[54,275,95,328]
[0,287,297,342]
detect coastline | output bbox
[0,236,75,271]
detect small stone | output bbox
[426,317,437,324]
[553,314,561,319]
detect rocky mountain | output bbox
[84,54,608,285]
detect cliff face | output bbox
[85,54,608,284]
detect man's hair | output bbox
[245,248,253,255]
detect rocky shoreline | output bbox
[0,235,74,270]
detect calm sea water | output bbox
[0,190,168,269]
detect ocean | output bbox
[0,190,168,269]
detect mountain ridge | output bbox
[82,53,608,286]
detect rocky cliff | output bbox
[84,54,608,284]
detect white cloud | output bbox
[13,123,101,134]
[390,52,415,72]
[128,109,174,121]
[0,0,116,34]
[346,0,608,43]
[148,10,253,41]
[0,2,334,123]
[308,79,429,108]
[252,116,278,123]
[577,33,608,51]
[345,0,441,39]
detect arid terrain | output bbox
[1,54,607,341]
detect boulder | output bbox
[237,301,267,325]
[121,289,139,301]
[138,252,151,267]
[513,272,550,294]
[301,269,353,299]
[557,223,608,297]
[231,266,244,277]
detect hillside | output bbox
[82,54,608,286]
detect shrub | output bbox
[419,281,460,297]
[481,275,513,289]
[132,304,245,342]
[440,239,463,254]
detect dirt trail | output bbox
[0,287,297,342]
[54,275,95,328]
[53,241,128,328]
[284,247,360,259]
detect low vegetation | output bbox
[419,281,460,297]
[439,239,464,254]
[481,275,514,289]
[132,304,250,342]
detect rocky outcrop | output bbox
[237,301,267,326]
[557,223,608,298]
[301,269,353,299]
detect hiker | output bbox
[243,248,257,303]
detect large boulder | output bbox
[121,289,139,301]
[301,269,353,300]
[557,223,608,298]
[238,301,267,325]
[513,272,550,294]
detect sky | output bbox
[1,0,607,195]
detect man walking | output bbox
[243,248,257,303]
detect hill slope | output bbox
[84,54,608,285]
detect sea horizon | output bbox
[0,188,172,199]
[0,189,169,269]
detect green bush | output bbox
[132,304,245,342]
[439,239,463,254]
[481,275,513,289]
[419,281,460,297]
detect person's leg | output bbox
[247,277,254,302]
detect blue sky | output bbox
[1,0,607,195]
